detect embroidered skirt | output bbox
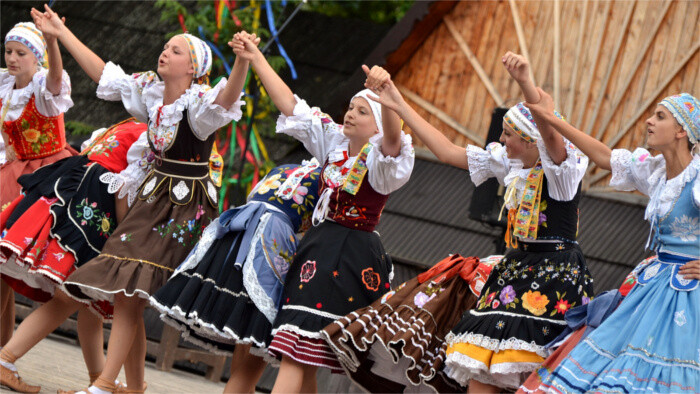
[150,204,296,357]
[536,254,699,393]
[322,254,496,393]
[0,156,114,318]
[0,147,74,210]
[268,221,393,372]
[62,166,217,303]
[444,243,593,390]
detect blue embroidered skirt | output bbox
[539,253,699,393]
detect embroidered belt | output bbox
[138,158,218,207]
[637,252,698,291]
[517,241,577,253]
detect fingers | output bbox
[362,64,371,76]
[364,65,390,90]
[679,260,700,279]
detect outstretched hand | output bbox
[230,31,261,62]
[30,4,66,40]
[502,51,530,84]
[523,87,555,119]
[679,260,700,280]
[362,64,390,91]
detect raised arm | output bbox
[43,35,63,95]
[526,88,612,170]
[367,79,468,170]
[363,65,402,157]
[212,34,259,109]
[232,32,296,116]
[32,5,105,84]
[503,51,567,164]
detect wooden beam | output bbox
[586,1,636,137]
[565,0,589,117]
[589,169,610,185]
[443,16,504,107]
[594,0,674,137]
[397,84,486,146]
[554,0,561,108]
[587,43,699,174]
[573,0,612,127]
[508,0,536,85]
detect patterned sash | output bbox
[341,143,372,196]
[503,160,545,248]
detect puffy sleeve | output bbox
[186,79,245,140]
[466,142,511,186]
[365,131,415,195]
[609,148,666,196]
[538,138,589,201]
[31,69,73,117]
[275,95,345,162]
[99,132,154,206]
[96,62,158,123]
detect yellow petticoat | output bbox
[446,342,545,368]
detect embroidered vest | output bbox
[1,95,66,160]
[83,119,146,173]
[654,175,700,259]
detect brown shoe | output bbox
[0,363,41,393]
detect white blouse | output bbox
[276,95,414,195]
[95,62,244,145]
[0,68,73,120]
[466,138,588,207]
[610,148,700,220]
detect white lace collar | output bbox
[0,69,45,108]
[144,83,209,127]
[645,155,700,221]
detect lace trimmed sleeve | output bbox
[466,142,511,186]
[96,62,159,123]
[99,132,154,206]
[538,138,589,201]
[610,148,666,196]
[275,95,345,162]
[365,131,415,195]
[186,79,245,140]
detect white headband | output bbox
[351,89,383,136]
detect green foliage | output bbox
[303,0,414,25]
[65,120,96,136]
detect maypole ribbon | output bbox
[264,0,297,79]
[198,25,232,75]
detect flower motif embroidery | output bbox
[496,320,505,330]
[521,291,550,316]
[414,292,435,308]
[674,310,687,327]
[669,215,700,242]
[380,290,396,304]
[300,260,317,283]
[53,252,65,261]
[554,299,571,315]
[83,206,94,220]
[361,267,381,291]
[255,174,282,195]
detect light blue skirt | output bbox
[538,253,699,393]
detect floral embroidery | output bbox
[499,285,519,309]
[300,260,317,283]
[361,267,381,291]
[542,326,550,335]
[74,199,116,238]
[119,233,133,242]
[255,174,282,195]
[478,291,498,309]
[496,320,505,330]
[380,290,396,304]
[87,134,120,157]
[537,200,548,228]
[522,290,550,316]
[669,215,700,242]
[52,252,65,261]
[18,118,61,154]
[152,216,209,247]
[413,282,443,308]
[269,238,293,278]
[552,293,574,316]
[674,310,687,327]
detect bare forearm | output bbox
[548,115,611,170]
[517,79,540,105]
[396,102,468,169]
[250,53,296,116]
[213,57,249,109]
[380,105,402,157]
[57,25,105,84]
[45,38,64,95]
[532,113,567,164]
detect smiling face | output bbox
[343,97,378,142]
[499,121,535,161]
[645,105,686,150]
[4,41,38,80]
[157,36,194,82]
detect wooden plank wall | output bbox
[393,0,699,191]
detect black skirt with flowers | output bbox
[444,243,594,389]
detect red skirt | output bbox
[0,148,74,209]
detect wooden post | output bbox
[565,0,589,117]
[554,0,561,108]
[397,84,486,146]
[585,1,636,137]
[444,16,505,107]
[594,0,674,138]
[509,0,536,85]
